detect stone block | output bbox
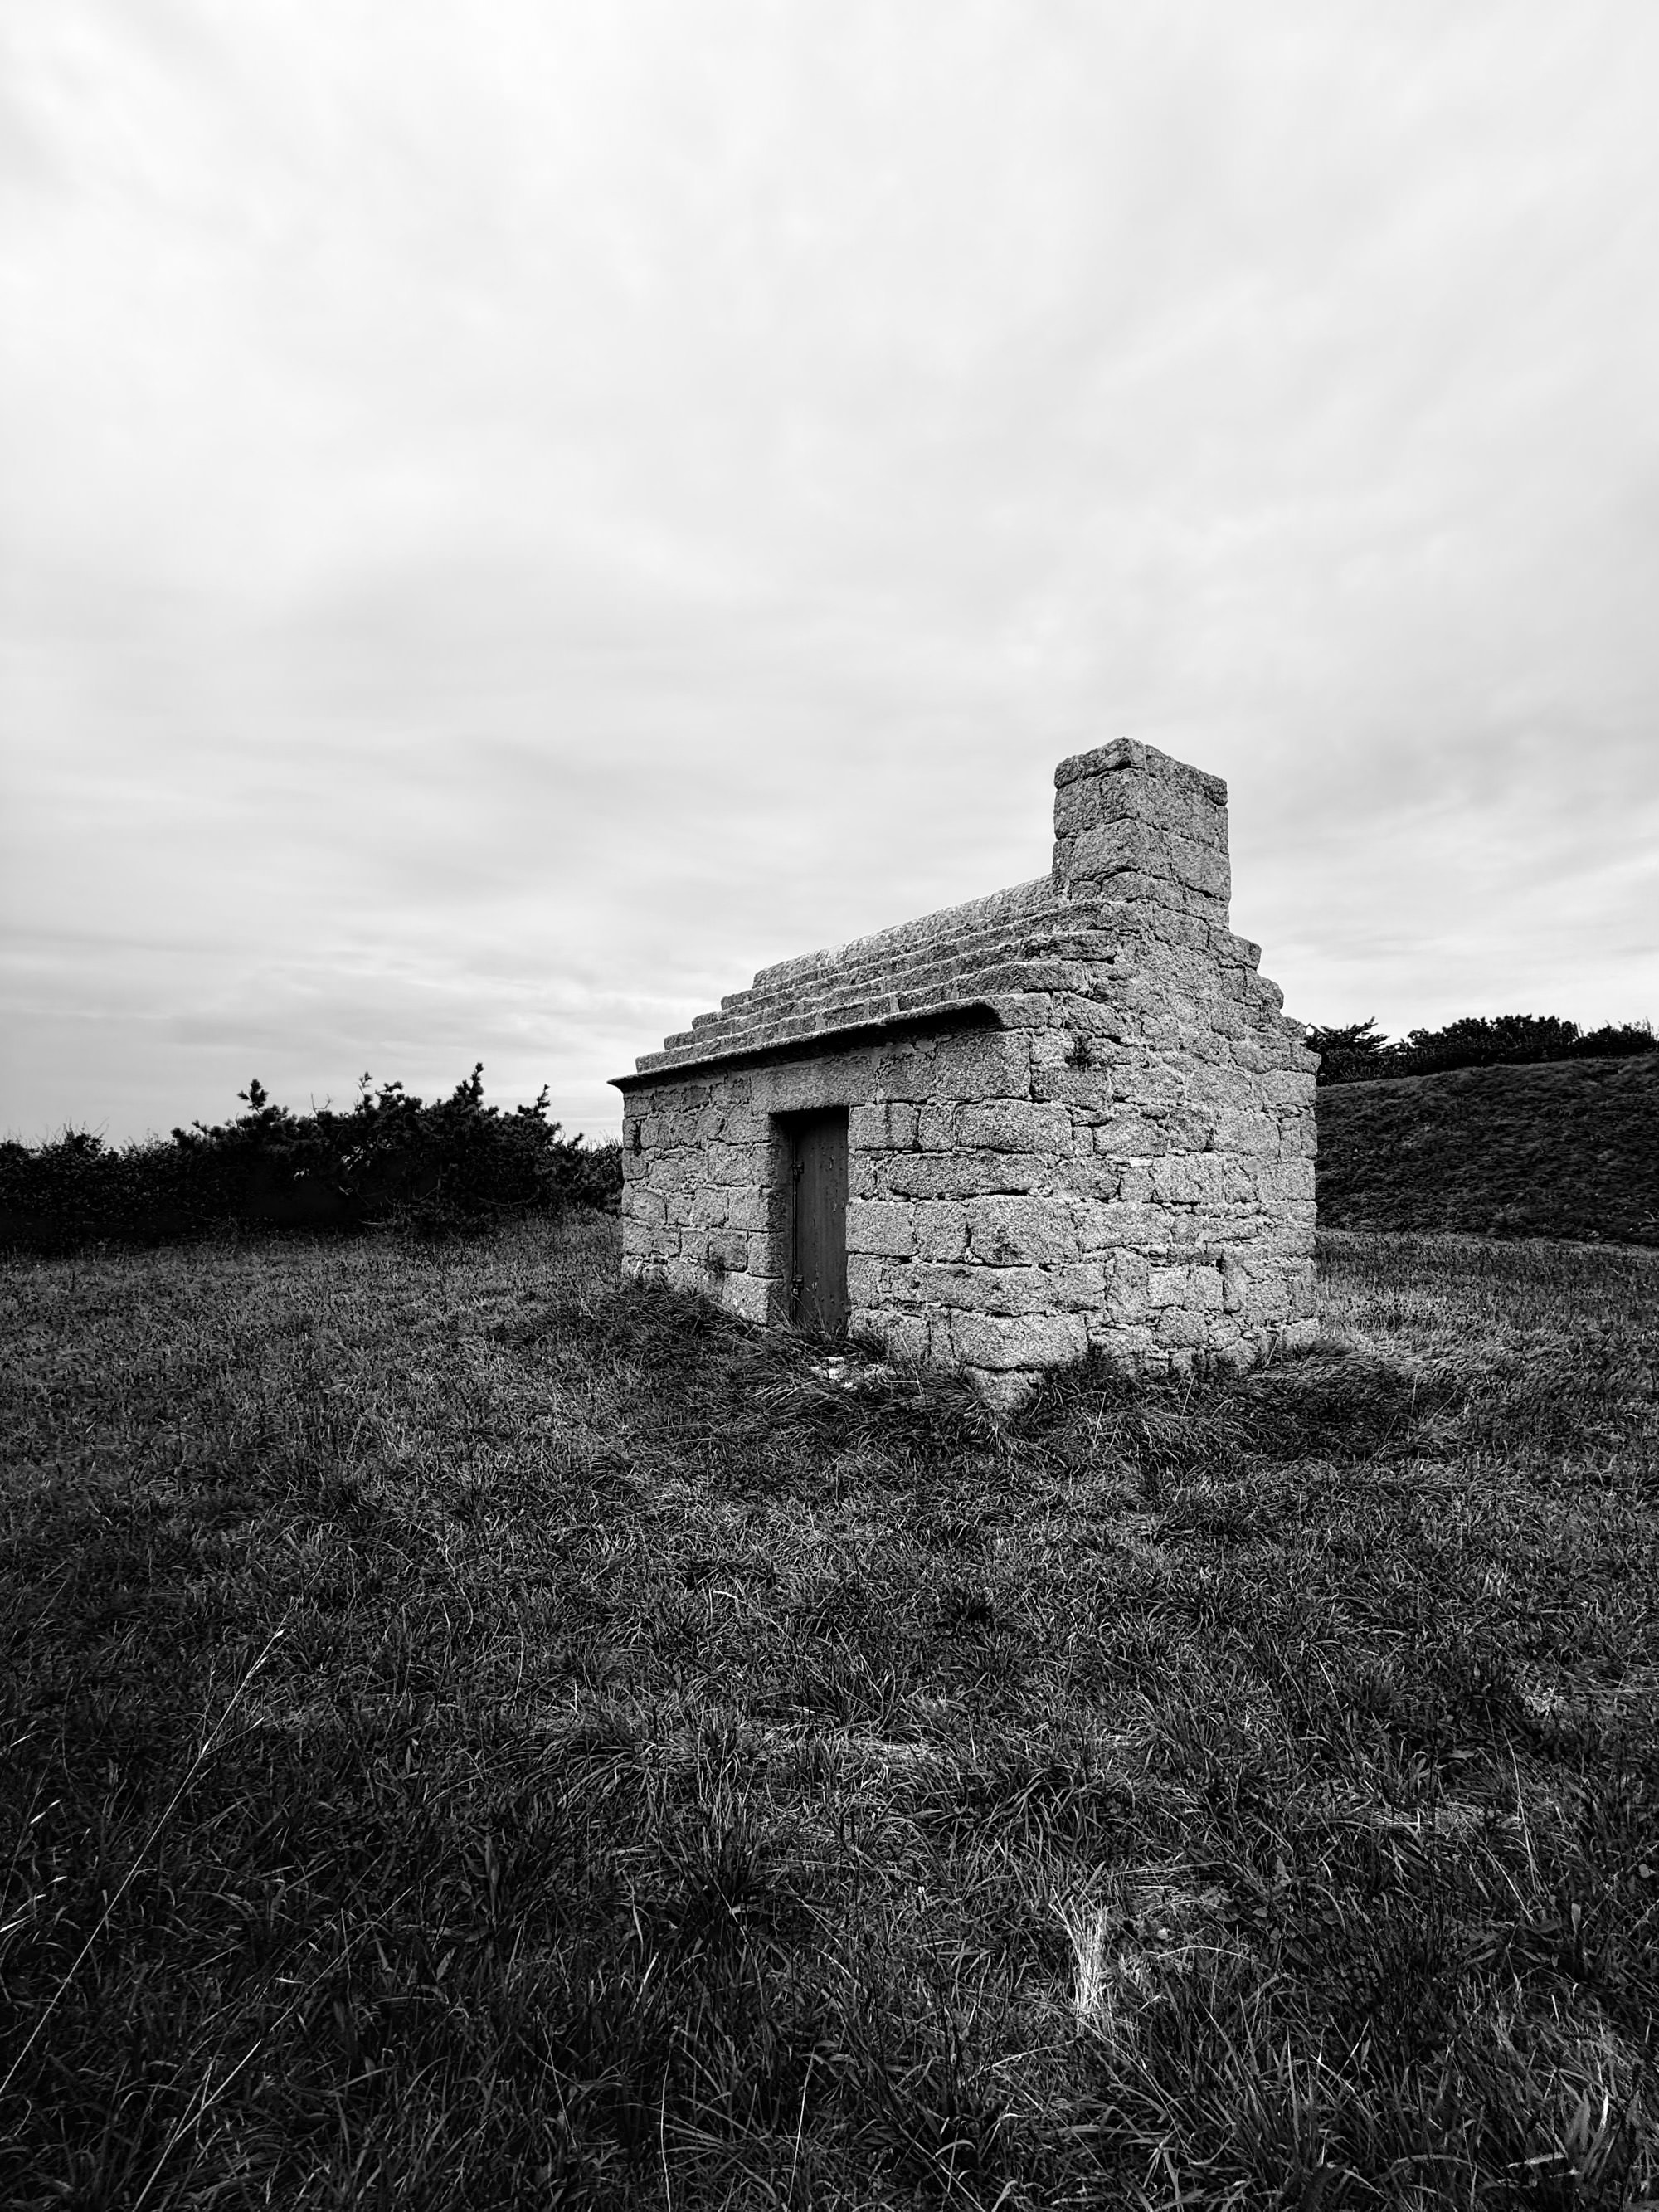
[1131,1059,1190,1107]
[1067,1157,1124,1201]
[1054,764,1226,845]
[1058,827,1232,918]
[1185,1259,1225,1313]
[845,1200,914,1259]
[888,1102,920,1149]
[722,1274,774,1324]
[916,1104,955,1152]
[952,1099,1072,1153]
[1106,1246,1151,1305]
[985,991,1062,1032]
[1258,1069,1314,1108]
[724,1184,770,1232]
[870,1309,930,1362]
[964,1194,1079,1266]
[950,1310,1089,1371]
[878,1031,1032,1104]
[1255,1158,1316,1204]
[1031,1061,1117,1108]
[912,1313,951,1366]
[1086,1317,1160,1363]
[1149,1154,1255,1206]
[1074,1200,1170,1252]
[1155,1304,1212,1348]
[910,1259,1105,1317]
[1093,1113,1174,1157]
[912,1201,969,1261]
[1280,1116,1318,1158]
[848,1104,888,1151]
[912,1263,1052,1316]
[1214,1108,1277,1156]
[1054,1261,1108,1309]
[1243,1269,1291,1322]
[1055,737,1226,806]
[928,1030,1035,1101]
[883,1151,1048,1200]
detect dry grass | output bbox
[2,1219,1656,2208]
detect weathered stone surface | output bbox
[949,1310,1090,1370]
[612,741,1317,1401]
[881,1151,1051,1201]
[845,1200,914,1259]
[912,1201,969,1262]
[951,1099,1073,1153]
[723,1274,776,1325]
[868,1309,930,1362]
[962,1195,1079,1267]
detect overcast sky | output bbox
[3,2,1656,1145]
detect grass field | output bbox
[2,1217,1657,2209]
[1317,1055,1659,1248]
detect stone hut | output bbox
[613,740,1317,1405]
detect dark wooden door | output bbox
[788,1110,849,1337]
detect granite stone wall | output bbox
[615,739,1318,1405]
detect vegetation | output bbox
[1305,1016,1655,1088]
[0,1070,623,1254]
[1318,1053,1659,1249]
[3,1218,1656,2208]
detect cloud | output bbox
[2,0,1657,1138]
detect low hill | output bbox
[1316,1051,1659,1245]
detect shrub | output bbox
[1306,1013,1655,1085]
[0,1069,623,1253]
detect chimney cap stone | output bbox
[1055,738,1228,809]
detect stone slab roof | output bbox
[613,740,1242,1089]
[615,878,1128,1087]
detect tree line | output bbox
[1303,1013,1655,1086]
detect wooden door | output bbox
[788,1109,849,1337]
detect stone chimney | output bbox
[1051,738,1232,924]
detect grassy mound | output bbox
[2,1219,1657,2206]
[1317,1053,1659,1246]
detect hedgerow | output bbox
[1306,1012,1655,1085]
[0,1068,622,1253]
